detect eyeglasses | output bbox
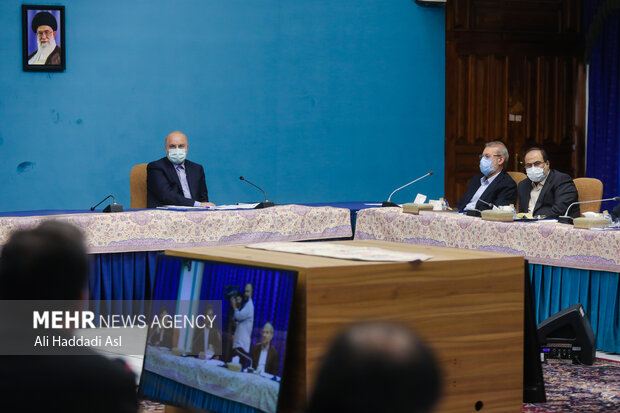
[524,161,546,169]
[36,29,53,37]
[479,154,501,160]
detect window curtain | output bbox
[585,0,620,198]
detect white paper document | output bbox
[246,242,432,262]
[156,204,259,211]
[156,205,212,211]
[211,203,259,210]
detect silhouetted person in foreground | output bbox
[307,322,441,413]
[0,221,138,413]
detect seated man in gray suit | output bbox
[517,147,579,218]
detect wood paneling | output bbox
[167,241,525,413]
[445,0,585,205]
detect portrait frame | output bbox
[22,5,66,72]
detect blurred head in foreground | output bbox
[0,220,88,300]
[307,322,441,413]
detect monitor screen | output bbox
[138,254,297,413]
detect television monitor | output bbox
[138,254,297,413]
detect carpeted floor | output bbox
[523,358,620,412]
[139,358,620,412]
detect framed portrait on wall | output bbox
[22,5,65,72]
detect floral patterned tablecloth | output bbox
[355,208,620,273]
[144,346,279,413]
[0,205,352,254]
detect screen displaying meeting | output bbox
[138,254,297,413]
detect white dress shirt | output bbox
[465,172,500,210]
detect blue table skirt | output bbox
[140,370,258,413]
[89,253,620,354]
[89,251,160,301]
[529,263,619,354]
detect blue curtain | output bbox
[197,261,296,378]
[585,0,620,198]
[88,251,160,317]
[149,256,296,377]
[529,263,619,353]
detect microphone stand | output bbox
[382,171,434,207]
[558,196,620,225]
[90,194,123,213]
[239,177,274,209]
[233,349,254,371]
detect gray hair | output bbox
[485,141,509,163]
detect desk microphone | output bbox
[90,194,123,213]
[233,348,254,371]
[239,176,275,209]
[477,198,498,210]
[382,171,434,207]
[558,196,620,224]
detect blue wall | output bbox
[0,0,445,211]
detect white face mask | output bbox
[167,148,186,165]
[526,166,546,183]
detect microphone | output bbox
[90,194,123,213]
[477,198,498,210]
[239,176,274,209]
[465,208,482,217]
[233,348,254,371]
[382,171,434,207]
[558,196,620,224]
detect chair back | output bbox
[507,171,527,186]
[507,171,527,210]
[130,163,148,209]
[573,177,603,214]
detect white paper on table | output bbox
[156,205,212,211]
[246,242,432,262]
[211,203,259,210]
[413,193,427,204]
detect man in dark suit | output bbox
[611,203,620,221]
[250,322,279,376]
[455,141,517,211]
[191,304,222,359]
[146,131,214,208]
[517,147,579,218]
[0,221,138,413]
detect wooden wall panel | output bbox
[445,0,585,205]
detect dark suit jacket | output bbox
[147,157,208,208]
[517,169,580,218]
[0,352,137,413]
[250,343,279,376]
[611,203,620,220]
[27,46,62,65]
[455,170,517,211]
[191,327,222,357]
[147,325,173,348]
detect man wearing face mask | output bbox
[455,141,517,211]
[146,131,214,208]
[517,147,579,218]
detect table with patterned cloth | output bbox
[0,205,352,301]
[0,205,352,253]
[355,208,620,272]
[354,207,620,353]
[143,346,279,413]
